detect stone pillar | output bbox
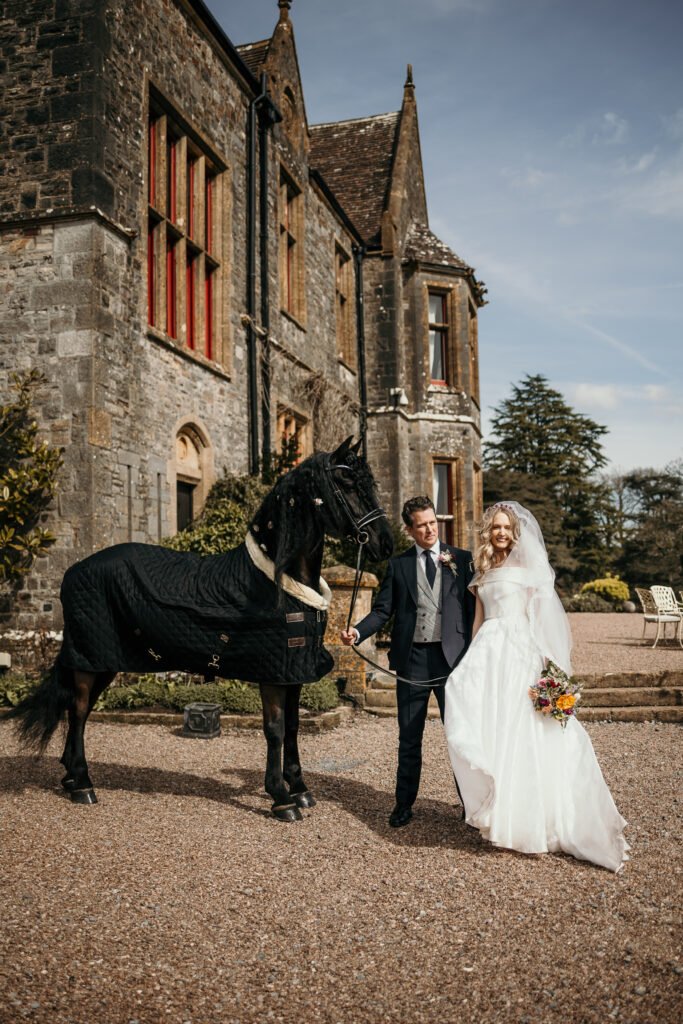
[324,564,378,701]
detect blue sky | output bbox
[212,0,682,472]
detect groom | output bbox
[341,496,475,827]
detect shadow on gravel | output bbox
[0,754,476,848]
[0,753,272,819]
[299,769,479,850]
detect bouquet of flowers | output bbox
[528,660,582,728]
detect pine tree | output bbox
[484,374,610,586]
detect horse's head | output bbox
[251,438,393,589]
[316,437,394,562]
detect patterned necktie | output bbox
[424,549,436,588]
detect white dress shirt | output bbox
[417,539,441,578]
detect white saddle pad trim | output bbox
[246,532,331,611]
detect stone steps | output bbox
[362,671,683,724]
[580,672,683,689]
[579,706,683,724]
[581,686,682,707]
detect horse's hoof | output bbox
[61,776,76,792]
[272,803,303,822]
[70,788,98,805]
[293,790,316,809]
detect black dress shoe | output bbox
[389,803,413,828]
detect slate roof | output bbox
[235,39,271,75]
[309,112,401,246]
[403,223,471,271]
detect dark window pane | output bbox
[177,481,194,531]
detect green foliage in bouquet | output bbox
[528,660,582,728]
[0,370,63,584]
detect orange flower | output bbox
[556,694,576,711]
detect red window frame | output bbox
[205,270,213,361]
[166,239,176,339]
[186,254,195,350]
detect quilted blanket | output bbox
[58,534,333,684]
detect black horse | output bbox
[8,437,393,821]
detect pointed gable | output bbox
[309,111,401,247]
[235,39,271,76]
[404,224,470,271]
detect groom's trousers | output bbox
[395,641,451,807]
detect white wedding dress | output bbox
[443,575,629,872]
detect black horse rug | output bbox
[58,532,333,684]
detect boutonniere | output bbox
[438,551,458,577]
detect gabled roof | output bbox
[235,39,271,75]
[403,223,470,271]
[309,112,401,246]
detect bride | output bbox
[443,501,629,872]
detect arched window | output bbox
[170,421,214,534]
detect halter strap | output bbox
[324,459,387,544]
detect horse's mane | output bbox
[250,450,379,592]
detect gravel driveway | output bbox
[567,613,683,675]
[1,713,680,1024]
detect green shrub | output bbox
[562,592,614,613]
[581,575,630,605]
[0,673,35,707]
[163,473,269,555]
[0,671,339,714]
[0,370,63,583]
[299,676,339,712]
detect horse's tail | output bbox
[6,661,73,753]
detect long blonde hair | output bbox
[474,504,521,575]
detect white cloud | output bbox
[556,209,579,226]
[573,383,620,409]
[662,108,683,141]
[618,150,657,175]
[568,382,674,413]
[615,160,683,219]
[567,319,666,375]
[509,167,551,188]
[561,111,630,149]
[595,112,629,146]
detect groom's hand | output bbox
[340,628,360,646]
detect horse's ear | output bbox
[331,436,353,463]
[350,437,362,455]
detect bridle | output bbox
[324,457,448,689]
[323,458,387,546]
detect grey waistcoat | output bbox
[413,554,442,643]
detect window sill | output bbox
[427,382,465,395]
[337,356,357,375]
[147,326,231,380]
[281,308,307,332]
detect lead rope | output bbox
[345,542,449,688]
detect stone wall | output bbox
[0,1,366,632]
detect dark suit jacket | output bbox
[354,544,475,676]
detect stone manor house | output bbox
[0,0,486,632]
